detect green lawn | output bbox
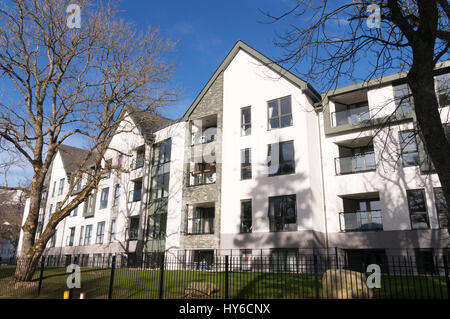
[0,266,447,299]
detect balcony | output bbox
[332,104,370,127]
[335,151,376,175]
[339,210,383,232]
[188,163,216,186]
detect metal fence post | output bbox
[442,250,450,300]
[37,256,45,297]
[159,254,165,299]
[313,253,320,299]
[108,255,116,300]
[225,255,229,299]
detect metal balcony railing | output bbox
[331,105,370,127]
[335,151,376,175]
[339,210,383,232]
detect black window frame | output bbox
[267,96,293,130]
[241,148,252,180]
[268,141,295,177]
[406,189,430,230]
[433,187,448,229]
[268,194,297,232]
[241,106,251,136]
[399,130,420,167]
[240,199,252,233]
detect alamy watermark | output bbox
[66,4,81,29]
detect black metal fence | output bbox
[0,249,449,299]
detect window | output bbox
[96,221,105,244]
[268,195,297,232]
[84,225,93,245]
[268,141,295,176]
[83,192,96,217]
[58,178,65,195]
[407,189,429,229]
[393,84,413,114]
[187,207,215,235]
[240,200,252,233]
[415,249,436,274]
[109,220,116,242]
[270,249,298,272]
[134,146,145,169]
[240,249,252,271]
[100,187,109,209]
[79,226,84,246]
[434,188,448,229]
[93,254,103,267]
[50,230,57,247]
[240,149,252,180]
[56,201,61,212]
[130,179,142,202]
[52,181,56,197]
[118,154,124,168]
[190,162,216,186]
[148,210,167,239]
[68,227,75,246]
[151,139,171,199]
[113,184,120,206]
[128,217,139,240]
[241,107,251,136]
[72,205,78,217]
[268,96,292,129]
[49,204,53,217]
[400,131,419,166]
[103,159,112,179]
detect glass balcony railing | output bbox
[186,217,214,235]
[339,210,383,232]
[335,151,376,175]
[332,105,370,127]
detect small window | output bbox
[240,200,252,233]
[406,189,429,229]
[109,219,116,242]
[118,154,124,168]
[52,181,56,197]
[113,184,120,206]
[400,131,419,166]
[84,225,93,245]
[268,96,292,130]
[434,187,448,229]
[241,107,251,136]
[79,226,84,246]
[268,194,297,232]
[241,148,252,180]
[50,230,57,247]
[96,221,105,244]
[68,227,75,246]
[268,141,295,176]
[58,178,65,195]
[72,205,78,217]
[103,159,112,179]
[100,187,109,209]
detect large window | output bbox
[79,226,84,246]
[52,181,56,197]
[187,207,215,235]
[406,189,429,229]
[151,139,172,199]
[50,230,57,248]
[240,200,252,233]
[400,131,419,166]
[268,195,297,232]
[100,187,109,209]
[268,141,295,176]
[241,148,252,180]
[128,217,139,240]
[268,96,292,129]
[434,187,448,229]
[84,225,93,245]
[96,221,105,244]
[241,106,251,136]
[83,192,96,218]
[68,228,75,247]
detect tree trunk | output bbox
[408,45,450,235]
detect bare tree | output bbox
[260,0,450,233]
[0,0,176,282]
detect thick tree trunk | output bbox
[408,45,450,235]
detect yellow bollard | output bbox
[63,291,70,299]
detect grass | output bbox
[0,266,448,299]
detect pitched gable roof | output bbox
[57,144,96,173]
[182,40,321,120]
[126,106,175,140]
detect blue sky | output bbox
[116,0,302,120]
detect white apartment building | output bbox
[19,41,450,270]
